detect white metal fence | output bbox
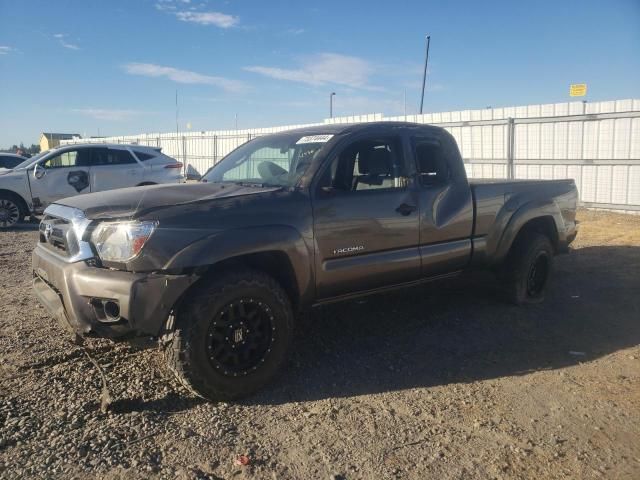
[63,100,640,212]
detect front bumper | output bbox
[32,245,198,339]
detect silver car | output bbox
[0,153,28,170]
[0,144,184,228]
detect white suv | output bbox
[0,144,184,228]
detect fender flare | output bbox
[490,199,565,264]
[164,224,314,306]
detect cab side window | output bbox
[321,137,408,192]
[413,139,450,186]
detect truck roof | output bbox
[283,121,444,136]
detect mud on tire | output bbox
[164,268,295,401]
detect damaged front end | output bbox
[32,204,198,340]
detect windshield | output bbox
[202,132,334,187]
[13,150,51,170]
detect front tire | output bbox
[0,194,25,229]
[501,233,554,305]
[165,268,295,401]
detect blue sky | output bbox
[1,0,639,147]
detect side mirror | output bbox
[33,163,46,179]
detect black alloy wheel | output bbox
[206,298,275,376]
[526,252,550,297]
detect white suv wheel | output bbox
[0,198,21,228]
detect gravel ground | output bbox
[1,209,639,479]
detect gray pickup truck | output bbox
[32,122,578,400]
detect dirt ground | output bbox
[0,209,639,479]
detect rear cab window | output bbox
[412,137,451,186]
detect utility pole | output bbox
[419,35,431,114]
[175,90,179,138]
[403,89,407,120]
[175,90,180,160]
[329,92,336,118]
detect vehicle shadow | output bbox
[244,245,640,405]
[3,221,39,232]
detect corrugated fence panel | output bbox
[614,118,631,159]
[553,122,568,159]
[568,122,583,159]
[493,125,506,159]
[631,118,640,158]
[598,119,615,159]
[60,99,640,211]
[629,166,640,205]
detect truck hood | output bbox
[55,182,282,220]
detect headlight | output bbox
[90,221,157,263]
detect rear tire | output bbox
[0,193,26,229]
[501,233,554,305]
[165,268,295,401]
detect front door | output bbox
[28,148,91,209]
[312,134,421,299]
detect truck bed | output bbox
[469,178,575,186]
[469,178,578,262]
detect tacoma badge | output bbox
[333,245,365,255]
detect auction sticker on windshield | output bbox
[296,135,334,144]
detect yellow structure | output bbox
[569,84,587,97]
[39,133,80,152]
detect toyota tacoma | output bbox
[32,122,578,400]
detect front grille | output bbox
[38,204,94,263]
[39,215,83,258]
